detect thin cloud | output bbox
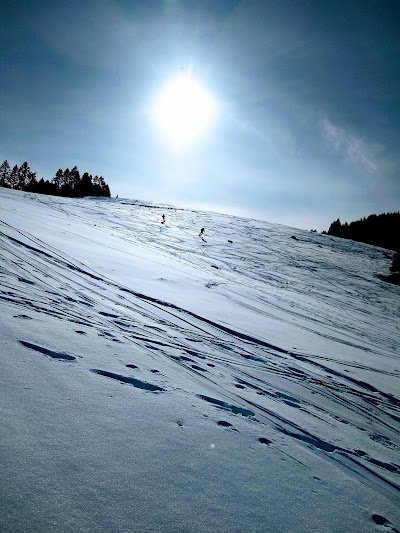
[321,117,378,173]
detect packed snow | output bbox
[0,187,399,533]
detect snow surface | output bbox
[0,188,399,533]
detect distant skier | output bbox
[161,214,165,224]
[199,227,206,242]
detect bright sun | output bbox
[153,75,216,149]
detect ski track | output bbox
[1,194,400,509]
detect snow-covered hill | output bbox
[1,188,399,533]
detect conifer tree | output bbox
[80,172,92,196]
[61,168,71,195]
[52,169,64,192]
[17,161,30,190]
[26,170,37,192]
[9,165,19,189]
[0,160,11,187]
[69,166,81,195]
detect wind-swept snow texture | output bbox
[1,188,399,533]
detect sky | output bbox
[1,0,399,231]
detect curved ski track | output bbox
[1,215,399,506]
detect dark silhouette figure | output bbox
[199,227,206,242]
[161,214,165,224]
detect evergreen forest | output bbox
[326,213,400,252]
[0,160,111,198]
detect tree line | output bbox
[326,212,400,252]
[0,160,111,198]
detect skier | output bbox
[161,214,165,224]
[199,227,206,241]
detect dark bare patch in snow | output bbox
[91,369,165,392]
[277,427,337,452]
[20,340,76,361]
[217,420,238,431]
[197,394,256,418]
[259,437,273,445]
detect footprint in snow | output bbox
[192,364,207,372]
[18,277,35,285]
[91,369,165,392]
[217,420,239,432]
[371,514,399,533]
[369,432,400,450]
[20,341,77,361]
[198,394,256,419]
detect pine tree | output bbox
[80,172,92,196]
[69,166,81,195]
[61,168,71,195]
[0,160,11,187]
[328,218,342,237]
[26,170,37,192]
[9,165,19,189]
[17,161,30,190]
[52,169,64,192]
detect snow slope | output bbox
[0,188,399,533]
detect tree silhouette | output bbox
[52,169,64,192]
[327,213,400,252]
[0,159,111,198]
[9,165,19,189]
[17,162,31,190]
[79,172,93,196]
[26,170,38,192]
[0,160,11,187]
[69,166,81,196]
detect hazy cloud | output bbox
[321,117,378,173]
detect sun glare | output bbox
[153,76,216,149]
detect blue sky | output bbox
[1,0,399,230]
